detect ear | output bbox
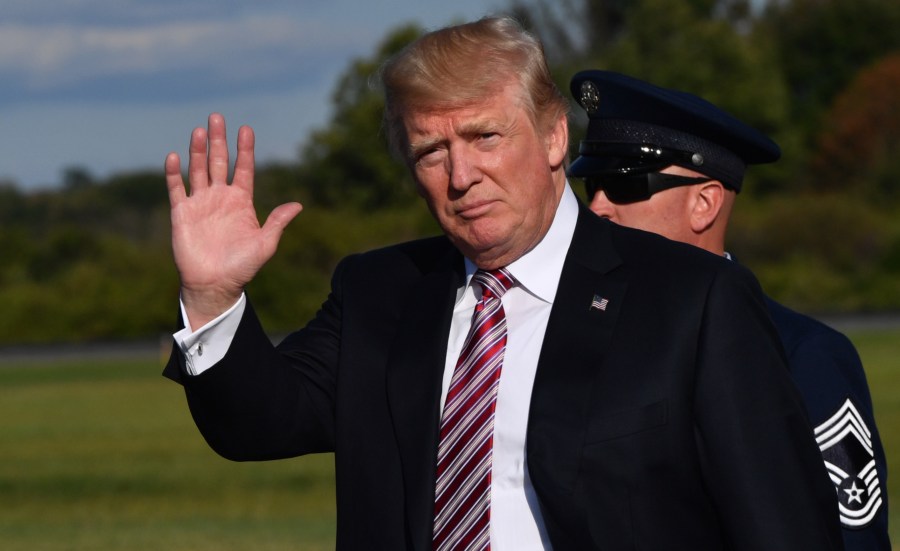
[545,113,569,169]
[690,181,725,233]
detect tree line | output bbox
[3,0,899,344]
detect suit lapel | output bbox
[385,247,463,551]
[528,205,628,492]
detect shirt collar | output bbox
[459,182,578,304]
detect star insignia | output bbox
[843,481,866,505]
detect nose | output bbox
[588,189,615,219]
[448,147,483,191]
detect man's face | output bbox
[403,82,567,269]
[587,165,700,244]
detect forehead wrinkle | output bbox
[404,97,522,158]
[406,115,488,154]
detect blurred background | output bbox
[1,0,898,549]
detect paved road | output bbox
[0,337,168,366]
[1,314,897,365]
[817,312,900,333]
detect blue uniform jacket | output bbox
[766,297,890,550]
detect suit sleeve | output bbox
[162,256,354,462]
[691,265,845,550]
[783,327,891,550]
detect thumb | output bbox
[260,201,303,250]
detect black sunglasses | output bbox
[584,172,713,204]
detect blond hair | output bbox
[379,16,568,159]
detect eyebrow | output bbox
[406,116,510,159]
[407,136,442,159]
[457,118,503,137]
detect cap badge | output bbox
[579,81,601,115]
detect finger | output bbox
[164,152,187,205]
[260,202,304,254]
[207,113,229,185]
[233,125,256,193]
[188,127,210,194]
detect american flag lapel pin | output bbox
[590,294,609,312]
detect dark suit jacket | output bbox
[766,298,890,550]
[166,204,843,550]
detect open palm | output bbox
[165,113,302,328]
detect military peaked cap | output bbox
[568,70,781,191]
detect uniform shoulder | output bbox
[764,297,857,355]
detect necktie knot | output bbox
[473,268,515,300]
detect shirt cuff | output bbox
[173,293,246,376]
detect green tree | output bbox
[297,25,423,209]
[509,0,631,63]
[593,0,787,136]
[809,52,900,202]
[0,182,27,226]
[513,0,792,195]
[761,0,900,146]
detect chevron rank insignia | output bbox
[814,398,883,528]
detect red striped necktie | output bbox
[433,268,516,551]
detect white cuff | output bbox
[173,293,246,376]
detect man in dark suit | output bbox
[163,17,843,550]
[568,69,889,550]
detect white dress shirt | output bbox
[444,184,577,549]
[174,183,579,550]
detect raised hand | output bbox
[165,113,303,329]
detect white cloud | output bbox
[0,0,503,188]
[0,15,364,90]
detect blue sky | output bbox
[0,0,504,189]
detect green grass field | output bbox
[0,356,336,550]
[1,329,897,550]
[848,328,900,549]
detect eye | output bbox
[476,132,501,148]
[414,147,444,167]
